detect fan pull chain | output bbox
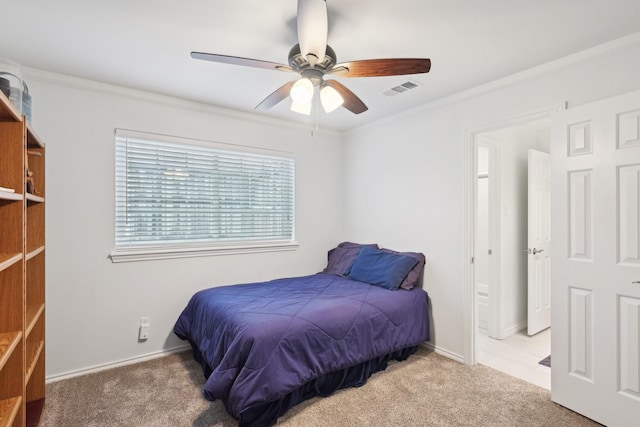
[312,87,320,137]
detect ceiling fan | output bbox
[191,0,431,115]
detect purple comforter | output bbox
[174,273,429,422]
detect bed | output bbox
[174,243,429,426]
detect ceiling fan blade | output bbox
[191,52,295,72]
[330,58,431,77]
[324,80,368,114]
[297,0,327,65]
[255,80,297,111]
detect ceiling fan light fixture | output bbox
[290,78,314,104]
[191,0,430,117]
[320,85,344,113]
[290,99,312,116]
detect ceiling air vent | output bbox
[383,80,422,97]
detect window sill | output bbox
[109,241,299,263]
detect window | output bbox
[110,129,296,262]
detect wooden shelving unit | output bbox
[0,89,46,426]
[0,396,22,427]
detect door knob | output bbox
[531,248,544,255]
[633,281,640,284]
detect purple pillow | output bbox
[322,242,379,276]
[380,248,425,290]
[348,247,419,290]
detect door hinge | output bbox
[471,256,474,264]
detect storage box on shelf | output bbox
[0,89,46,426]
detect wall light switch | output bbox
[139,317,150,341]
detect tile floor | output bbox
[477,327,551,390]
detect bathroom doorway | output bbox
[473,117,552,388]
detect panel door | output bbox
[528,149,551,335]
[550,89,640,426]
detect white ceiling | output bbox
[1,1,639,132]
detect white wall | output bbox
[343,37,640,360]
[26,72,345,378]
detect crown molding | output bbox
[347,32,640,136]
[21,32,640,139]
[22,67,343,139]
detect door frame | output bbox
[463,103,565,365]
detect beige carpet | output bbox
[41,345,600,426]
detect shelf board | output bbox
[0,331,22,371]
[25,304,44,338]
[0,396,22,427]
[0,91,21,122]
[0,253,22,272]
[26,124,45,148]
[25,339,44,383]
[25,193,45,204]
[0,190,22,201]
[26,246,45,261]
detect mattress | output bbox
[174,272,430,425]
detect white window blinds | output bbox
[114,130,295,250]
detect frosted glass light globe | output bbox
[290,78,314,104]
[320,85,344,113]
[290,100,312,115]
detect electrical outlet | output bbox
[139,317,150,341]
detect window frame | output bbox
[109,129,297,263]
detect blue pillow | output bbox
[348,246,419,290]
[322,242,379,276]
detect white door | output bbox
[476,138,502,339]
[551,89,640,426]
[477,162,490,331]
[527,149,551,335]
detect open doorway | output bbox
[473,117,552,389]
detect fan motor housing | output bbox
[288,44,337,75]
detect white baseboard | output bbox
[502,321,527,339]
[45,345,191,383]
[47,341,465,383]
[423,342,464,364]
